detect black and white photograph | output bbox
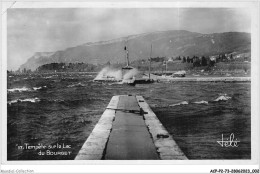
[1,1,259,173]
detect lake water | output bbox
[7,73,251,160]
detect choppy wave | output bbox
[8,87,31,93]
[193,100,209,104]
[214,95,232,101]
[7,73,250,160]
[218,93,228,96]
[33,86,47,90]
[8,97,40,105]
[8,86,47,93]
[44,76,54,79]
[169,101,189,107]
[53,99,64,102]
[67,83,85,88]
[168,95,231,107]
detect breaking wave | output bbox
[94,66,139,81]
[168,94,232,107]
[8,87,31,93]
[94,67,122,81]
[214,95,232,101]
[67,83,85,88]
[169,101,189,107]
[8,86,47,93]
[123,68,139,80]
[33,86,47,90]
[8,97,40,105]
[193,100,209,104]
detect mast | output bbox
[165,60,167,74]
[149,44,152,80]
[124,39,130,67]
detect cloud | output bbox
[7,8,251,70]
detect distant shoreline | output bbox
[7,72,250,82]
[156,76,251,82]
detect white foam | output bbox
[214,95,231,101]
[193,100,208,104]
[33,86,47,90]
[33,87,42,90]
[67,83,85,87]
[44,76,53,79]
[8,97,40,105]
[94,67,122,81]
[123,68,139,80]
[169,101,188,107]
[7,87,31,93]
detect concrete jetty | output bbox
[75,95,187,160]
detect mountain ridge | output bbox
[19,30,251,70]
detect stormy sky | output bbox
[7,8,251,70]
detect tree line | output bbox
[37,62,97,72]
[178,54,236,67]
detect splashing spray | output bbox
[123,68,139,80]
[94,67,122,81]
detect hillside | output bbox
[19,30,251,71]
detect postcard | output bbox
[1,1,259,174]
